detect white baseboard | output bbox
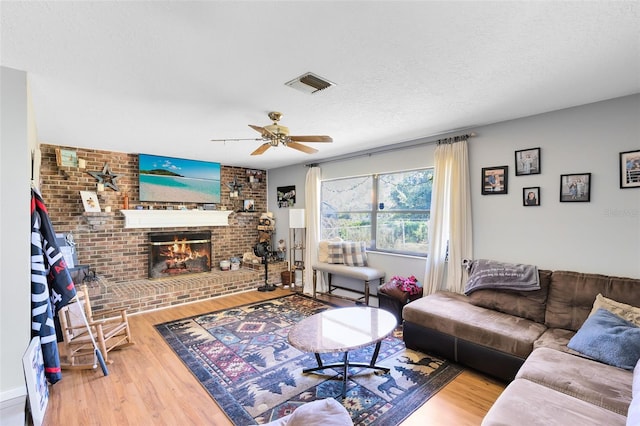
[0,386,26,403]
[0,394,26,426]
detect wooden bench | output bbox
[312,262,385,305]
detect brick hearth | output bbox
[86,261,289,316]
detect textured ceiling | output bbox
[2,1,639,169]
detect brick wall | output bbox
[38,144,269,283]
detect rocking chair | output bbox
[58,285,134,369]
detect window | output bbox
[320,168,433,256]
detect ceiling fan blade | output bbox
[289,135,333,143]
[287,142,318,154]
[249,124,274,138]
[210,138,263,142]
[251,143,272,156]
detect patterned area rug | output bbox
[156,294,463,425]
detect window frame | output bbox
[320,167,433,257]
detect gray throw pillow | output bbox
[342,241,367,267]
[327,241,344,264]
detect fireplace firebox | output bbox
[148,231,212,279]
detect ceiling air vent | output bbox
[285,72,335,94]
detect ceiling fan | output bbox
[211,111,333,155]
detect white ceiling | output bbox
[2,1,639,170]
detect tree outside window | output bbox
[321,169,433,256]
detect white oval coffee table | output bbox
[288,306,397,398]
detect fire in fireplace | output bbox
[148,231,212,279]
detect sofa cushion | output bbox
[545,271,640,331]
[568,308,640,370]
[590,293,640,326]
[517,347,633,415]
[482,378,628,426]
[327,241,344,264]
[533,327,582,355]
[403,292,546,358]
[469,269,551,323]
[342,241,367,267]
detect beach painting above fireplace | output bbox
[139,154,221,203]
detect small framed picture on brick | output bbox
[243,199,255,212]
[80,190,101,212]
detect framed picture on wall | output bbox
[55,148,78,168]
[620,149,640,188]
[481,166,508,195]
[560,173,591,202]
[523,187,540,206]
[80,190,101,212]
[243,199,255,212]
[515,147,540,176]
[277,185,296,208]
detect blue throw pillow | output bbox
[568,308,640,370]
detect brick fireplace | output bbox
[148,231,212,278]
[37,144,287,315]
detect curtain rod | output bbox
[306,132,476,167]
[436,132,476,145]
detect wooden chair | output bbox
[58,285,134,369]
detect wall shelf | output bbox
[120,209,233,229]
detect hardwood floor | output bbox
[43,288,505,425]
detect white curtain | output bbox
[304,166,324,294]
[423,139,473,294]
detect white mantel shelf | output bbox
[120,209,233,229]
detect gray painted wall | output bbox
[1,67,31,409]
[268,94,640,281]
[470,94,639,277]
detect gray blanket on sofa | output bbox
[463,259,540,295]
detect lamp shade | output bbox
[289,209,306,228]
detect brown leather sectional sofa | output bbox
[402,269,640,425]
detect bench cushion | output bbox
[313,262,384,281]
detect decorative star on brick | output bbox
[226,176,243,195]
[88,162,120,191]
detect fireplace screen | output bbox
[148,231,212,279]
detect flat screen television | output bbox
[138,154,221,203]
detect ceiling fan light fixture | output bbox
[285,72,335,94]
[264,123,289,137]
